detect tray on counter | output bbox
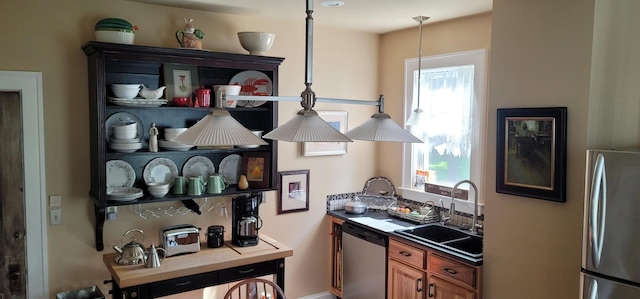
[387,200,440,224]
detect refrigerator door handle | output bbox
[590,153,607,268]
[587,277,598,299]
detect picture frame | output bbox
[163,63,199,100]
[496,107,567,202]
[242,152,270,189]
[302,111,348,156]
[278,169,310,214]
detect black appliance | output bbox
[232,194,263,247]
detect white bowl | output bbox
[213,85,242,108]
[237,32,275,55]
[111,84,141,99]
[108,142,142,153]
[164,128,188,141]
[95,29,135,45]
[148,187,169,197]
[147,182,171,191]
[112,124,137,139]
[236,130,264,149]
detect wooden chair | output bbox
[223,278,287,299]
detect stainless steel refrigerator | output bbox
[581,149,640,298]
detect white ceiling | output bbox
[128,0,493,34]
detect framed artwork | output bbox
[278,169,310,214]
[302,111,348,156]
[496,107,567,202]
[242,152,270,189]
[163,63,199,100]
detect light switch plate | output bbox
[50,209,62,225]
[49,195,62,207]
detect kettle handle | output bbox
[155,247,166,263]
[121,228,145,245]
[256,216,263,231]
[175,30,184,47]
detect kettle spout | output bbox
[112,244,123,254]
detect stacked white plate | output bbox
[158,139,193,151]
[109,138,143,153]
[109,97,169,107]
[106,160,143,201]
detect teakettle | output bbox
[112,228,148,265]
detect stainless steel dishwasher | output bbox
[342,221,387,299]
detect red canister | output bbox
[195,86,211,107]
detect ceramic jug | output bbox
[207,174,229,194]
[187,176,205,196]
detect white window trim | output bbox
[400,49,488,215]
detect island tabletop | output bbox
[103,234,292,298]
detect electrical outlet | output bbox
[106,206,117,220]
[49,195,62,207]
[50,209,62,225]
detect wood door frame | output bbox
[0,71,48,298]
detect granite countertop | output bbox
[327,209,483,265]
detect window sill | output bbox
[398,187,484,216]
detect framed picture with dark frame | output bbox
[496,107,567,202]
[163,63,199,100]
[277,169,310,214]
[242,152,270,189]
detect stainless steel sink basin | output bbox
[394,224,483,260]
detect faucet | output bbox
[452,180,481,235]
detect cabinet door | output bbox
[388,259,426,299]
[428,275,474,299]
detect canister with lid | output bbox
[207,225,225,248]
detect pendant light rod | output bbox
[405,15,430,127]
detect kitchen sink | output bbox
[395,223,470,243]
[394,223,483,260]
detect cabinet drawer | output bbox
[389,239,425,270]
[429,254,476,289]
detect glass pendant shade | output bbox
[262,109,353,142]
[172,108,268,146]
[346,112,423,143]
[405,108,427,127]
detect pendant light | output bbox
[262,0,352,142]
[173,91,268,146]
[405,16,430,127]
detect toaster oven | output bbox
[159,224,201,257]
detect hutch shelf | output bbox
[82,41,284,251]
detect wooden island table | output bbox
[103,234,293,298]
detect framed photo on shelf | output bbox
[496,107,567,202]
[278,169,310,214]
[302,111,348,156]
[163,63,199,100]
[242,152,270,189]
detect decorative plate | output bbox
[143,158,178,186]
[219,154,242,184]
[229,70,272,107]
[105,112,143,141]
[106,160,135,188]
[182,156,215,178]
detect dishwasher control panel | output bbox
[343,221,388,247]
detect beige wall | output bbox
[0,0,379,297]
[484,0,593,298]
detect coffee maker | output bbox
[232,194,263,247]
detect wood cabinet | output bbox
[82,42,284,251]
[329,216,344,297]
[388,259,426,299]
[388,238,482,299]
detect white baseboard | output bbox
[296,291,335,299]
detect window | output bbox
[402,49,487,203]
